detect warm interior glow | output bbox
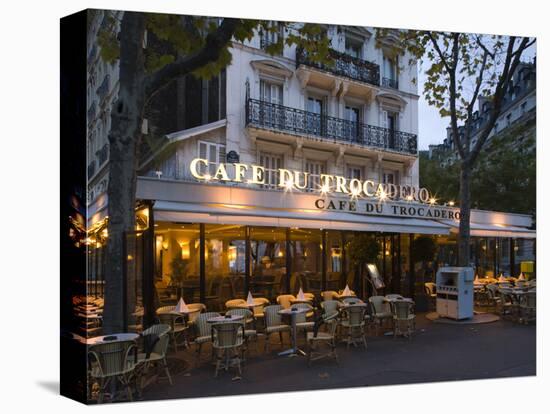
[180,242,190,259]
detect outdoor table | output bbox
[207,314,244,324]
[86,332,139,346]
[277,307,308,357]
[338,300,366,308]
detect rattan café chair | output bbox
[193,312,221,364]
[156,306,188,352]
[226,307,259,355]
[307,312,339,366]
[137,324,173,387]
[340,304,368,350]
[88,340,138,403]
[212,322,245,378]
[263,304,290,352]
[393,300,416,340]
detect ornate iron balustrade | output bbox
[97,143,109,166]
[296,47,380,87]
[382,77,399,89]
[246,99,417,155]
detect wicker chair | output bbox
[186,303,206,326]
[137,324,173,387]
[156,306,188,352]
[340,305,368,349]
[320,300,340,318]
[321,290,339,301]
[225,299,247,309]
[393,300,415,339]
[88,340,138,403]
[307,313,339,366]
[211,322,245,378]
[277,294,296,309]
[368,296,393,335]
[193,312,221,363]
[294,303,315,342]
[519,292,536,324]
[226,308,259,355]
[263,305,290,352]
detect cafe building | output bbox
[86,23,536,321]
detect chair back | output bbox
[293,303,313,323]
[252,297,269,316]
[186,303,206,323]
[369,295,390,315]
[195,312,221,337]
[321,290,338,301]
[88,340,136,377]
[342,297,363,304]
[212,322,243,348]
[141,324,171,357]
[264,305,284,327]
[277,294,296,309]
[142,324,171,337]
[385,294,404,300]
[226,308,253,325]
[320,300,339,317]
[324,313,339,336]
[225,299,247,309]
[156,305,175,314]
[523,292,536,308]
[344,305,366,327]
[393,300,413,320]
[424,282,436,295]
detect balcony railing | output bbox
[296,47,380,87]
[246,98,417,155]
[97,143,109,166]
[382,77,399,89]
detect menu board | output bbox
[366,263,385,289]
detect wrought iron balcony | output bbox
[97,143,109,166]
[296,47,380,87]
[246,98,417,155]
[382,77,399,89]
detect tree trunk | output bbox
[102,12,145,334]
[457,160,472,267]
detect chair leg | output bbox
[163,357,173,385]
[279,331,284,348]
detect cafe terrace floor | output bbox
[140,313,536,401]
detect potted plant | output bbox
[170,256,189,291]
[347,234,380,298]
[411,235,437,311]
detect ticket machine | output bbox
[436,267,474,320]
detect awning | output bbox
[153,201,451,235]
[438,219,536,239]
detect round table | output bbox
[86,333,139,346]
[207,314,244,324]
[277,307,308,357]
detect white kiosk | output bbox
[436,267,474,320]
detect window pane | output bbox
[250,226,287,301]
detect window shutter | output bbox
[218,145,226,163]
[199,141,207,159]
[381,110,388,129]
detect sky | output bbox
[416,42,536,151]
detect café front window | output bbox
[250,226,287,300]
[154,222,200,306]
[204,224,247,310]
[290,228,322,295]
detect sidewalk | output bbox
[142,314,536,401]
